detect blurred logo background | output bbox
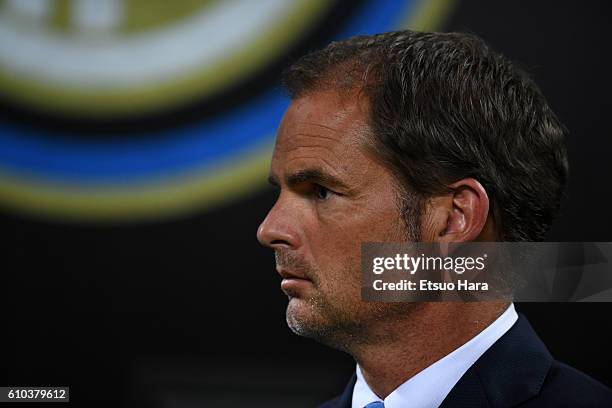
[3,1,611,408]
[0,0,451,221]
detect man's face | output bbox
[257,90,413,347]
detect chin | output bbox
[286,298,315,333]
[285,298,355,352]
[285,297,327,337]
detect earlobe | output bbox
[439,178,490,243]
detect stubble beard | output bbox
[277,250,366,351]
[280,193,422,352]
[282,256,417,353]
[285,289,368,353]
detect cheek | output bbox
[303,224,360,292]
[308,208,403,290]
[304,180,404,283]
[342,199,404,242]
[309,215,362,270]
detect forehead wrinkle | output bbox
[300,121,344,135]
[279,130,345,156]
[283,143,351,175]
[289,127,370,158]
[283,143,341,156]
[277,132,343,151]
[285,155,347,179]
[289,132,340,143]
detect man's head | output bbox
[257,30,568,348]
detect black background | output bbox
[2,1,612,407]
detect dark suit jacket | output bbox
[319,314,612,407]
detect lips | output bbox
[276,267,310,281]
[277,266,313,295]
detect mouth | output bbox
[277,267,313,294]
[277,266,308,280]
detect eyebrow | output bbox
[268,168,351,191]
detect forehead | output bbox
[272,90,370,175]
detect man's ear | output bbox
[422,178,490,243]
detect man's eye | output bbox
[315,185,332,200]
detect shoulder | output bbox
[443,313,612,407]
[318,395,344,408]
[520,360,612,407]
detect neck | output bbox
[351,302,508,398]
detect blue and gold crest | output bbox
[0,0,453,221]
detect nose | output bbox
[257,199,301,250]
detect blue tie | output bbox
[364,402,385,408]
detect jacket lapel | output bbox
[320,314,552,408]
[441,314,553,407]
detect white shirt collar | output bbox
[352,303,518,408]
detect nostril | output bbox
[271,239,291,248]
